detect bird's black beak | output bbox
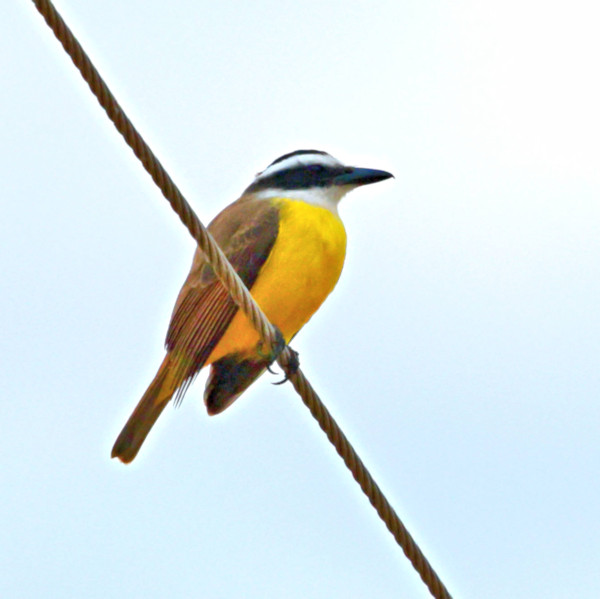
[333,166,394,187]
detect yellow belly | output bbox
[207,197,347,362]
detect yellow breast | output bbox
[208,197,347,362]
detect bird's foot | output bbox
[272,347,300,385]
[257,327,286,369]
[256,327,300,384]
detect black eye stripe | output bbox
[245,164,346,193]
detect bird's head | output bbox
[244,150,393,211]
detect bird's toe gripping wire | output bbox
[257,326,287,370]
[272,347,300,385]
[256,327,300,383]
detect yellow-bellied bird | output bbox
[112,150,393,462]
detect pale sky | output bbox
[2,1,599,597]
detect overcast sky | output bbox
[2,1,599,597]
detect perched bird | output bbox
[112,150,393,463]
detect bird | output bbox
[111,149,393,463]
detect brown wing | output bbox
[164,196,279,395]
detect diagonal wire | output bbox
[29,1,453,598]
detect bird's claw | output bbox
[257,327,299,384]
[272,347,300,385]
[256,327,286,364]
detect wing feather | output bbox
[165,197,279,395]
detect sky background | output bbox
[2,1,599,597]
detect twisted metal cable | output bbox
[31,0,276,352]
[288,372,452,598]
[30,2,452,597]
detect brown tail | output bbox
[112,355,177,463]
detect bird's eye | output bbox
[307,164,325,174]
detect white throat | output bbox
[251,185,352,214]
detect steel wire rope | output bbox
[30,2,453,597]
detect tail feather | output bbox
[112,355,177,463]
[204,355,267,416]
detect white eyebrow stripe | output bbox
[257,153,342,179]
